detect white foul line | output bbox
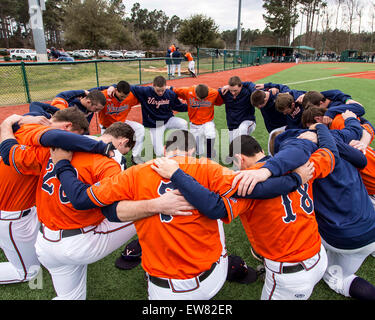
[285,70,375,86]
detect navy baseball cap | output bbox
[226,255,257,284]
[115,239,142,270]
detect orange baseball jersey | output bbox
[173,86,223,125]
[330,114,374,142]
[14,123,53,146]
[98,89,139,128]
[169,45,176,53]
[330,114,375,194]
[10,144,122,230]
[0,153,41,211]
[87,156,236,279]
[0,124,54,211]
[222,148,335,262]
[359,146,375,195]
[185,52,193,61]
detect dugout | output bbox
[250,45,294,62]
[340,49,367,62]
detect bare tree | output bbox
[334,0,345,30]
[345,0,359,48]
[369,1,375,50]
[355,0,364,34]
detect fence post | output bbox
[20,62,31,103]
[94,60,99,87]
[197,48,200,75]
[212,53,214,72]
[138,59,142,84]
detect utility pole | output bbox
[28,0,48,62]
[236,0,242,52]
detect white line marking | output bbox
[285,70,375,85]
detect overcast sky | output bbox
[124,0,267,32]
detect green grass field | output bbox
[1,62,375,301]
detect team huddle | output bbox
[0,73,375,301]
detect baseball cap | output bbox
[226,255,258,284]
[115,239,142,270]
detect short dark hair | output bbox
[195,84,209,99]
[250,90,266,107]
[52,107,89,133]
[116,81,130,95]
[275,93,294,113]
[104,122,135,149]
[86,90,106,106]
[302,91,326,108]
[153,76,166,87]
[229,135,263,157]
[228,76,242,87]
[165,130,196,153]
[301,105,327,128]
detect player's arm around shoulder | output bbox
[171,86,189,100]
[304,123,338,179]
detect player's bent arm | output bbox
[325,103,365,119]
[54,160,98,210]
[321,89,351,105]
[167,168,304,220]
[333,117,363,144]
[39,130,111,155]
[336,139,367,169]
[29,102,60,117]
[101,192,194,222]
[262,139,315,176]
[315,123,339,159]
[264,125,338,176]
[56,89,86,101]
[170,93,188,112]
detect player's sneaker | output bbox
[323,265,345,295]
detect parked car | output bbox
[10,48,36,60]
[123,51,138,58]
[78,49,94,58]
[134,50,146,58]
[108,51,123,59]
[72,49,94,59]
[98,50,110,57]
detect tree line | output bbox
[1,0,374,55]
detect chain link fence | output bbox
[197,48,272,74]
[0,49,272,107]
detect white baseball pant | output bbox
[228,120,256,143]
[149,117,188,157]
[0,206,40,284]
[147,254,228,300]
[322,238,375,297]
[189,121,216,156]
[100,120,145,158]
[35,219,136,300]
[170,64,176,76]
[261,244,327,300]
[188,61,195,74]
